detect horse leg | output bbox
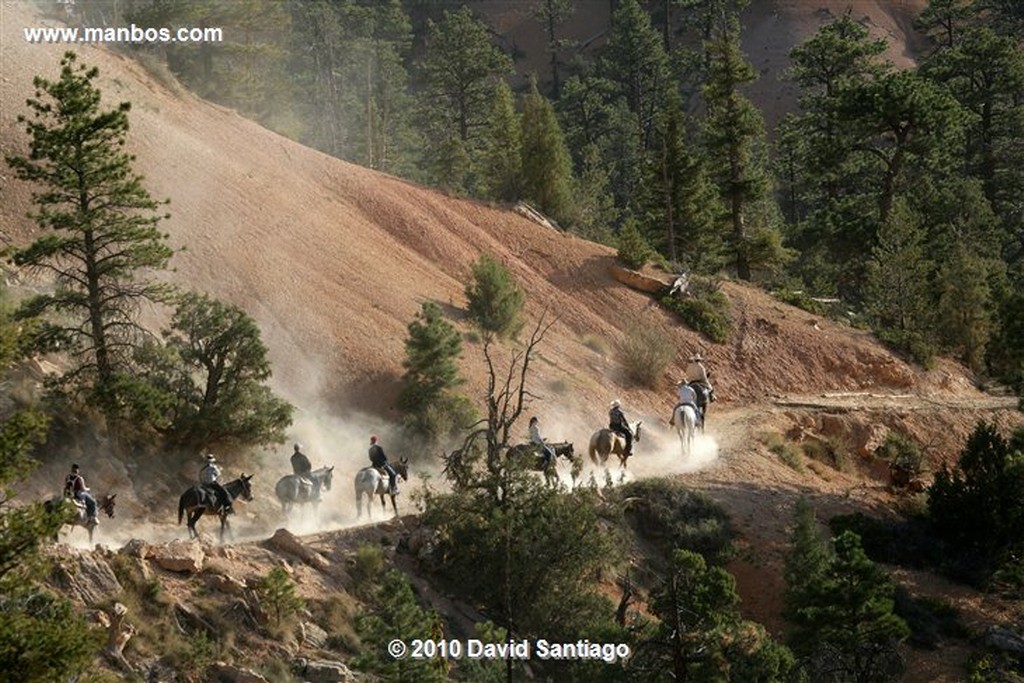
[390,493,398,518]
[188,509,202,539]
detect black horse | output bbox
[45,493,117,543]
[507,441,579,486]
[275,466,334,513]
[178,475,253,541]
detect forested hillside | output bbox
[55,0,1024,396]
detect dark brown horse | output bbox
[506,441,579,486]
[178,475,253,541]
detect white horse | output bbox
[672,404,698,457]
[354,458,409,519]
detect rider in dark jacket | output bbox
[608,400,633,456]
[290,443,315,499]
[369,435,398,494]
[64,464,98,523]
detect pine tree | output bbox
[465,256,525,339]
[794,532,910,682]
[417,6,513,193]
[5,52,175,415]
[783,497,832,653]
[634,548,793,681]
[915,0,977,50]
[482,80,522,202]
[398,302,464,413]
[519,79,575,226]
[700,13,776,281]
[599,0,671,148]
[152,292,294,449]
[645,91,721,268]
[532,0,575,99]
[936,245,994,371]
[864,199,933,357]
[616,215,654,270]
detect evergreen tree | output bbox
[149,292,294,449]
[915,0,977,51]
[599,0,671,148]
[465,255,525,340]
[570,142,619,244]
[644,91,721,269]
[0,295,100,680]
[417,6,513,193]
[398,302,464,413]
[928,422,1024,568]
[5,52,175,416]
[700,13,776,281]
[793,532,910,682]
[783,497,832,652]
[353,570,449,683]
[936,245,995,372]
[633,548,793,681]
[532,0,575,99]
[864,199,934,358]
[616,215,654,270]
[481,80,522,202]
[519,79,575,226]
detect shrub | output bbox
[257,567,304,627]
[351,543,385,591]
[876,432,924,477]
[621,327,673,389]
[465,255,524,338]
[617,479,734,565]
[615,216,653,270]
[659,277,732,344]
[762,432,804,472]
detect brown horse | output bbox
[506,442,579,486]
[589,421,643,471]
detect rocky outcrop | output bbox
[267,528,331,573]
[51,550,123,605]
[293,658,358,683]
[207,661,271,683]
[151,539,205,573]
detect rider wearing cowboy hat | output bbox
[685,352,711,386]
[608,400,633,456]
[670,379,700,427]
[199,454,234,515]
[529,416,556,466]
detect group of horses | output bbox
[47,459,412,544]
[47,404,702,544]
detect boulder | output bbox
[267,528,331,573]
[206,572,247,595]
[207,661,270,683]
[151,539,205,573]
[293,658,358,683]
[298,620,329,649]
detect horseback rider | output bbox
[529,416,556,467]
[670,380,701,428]
[290,443,315,499]
[199,454,234,515]
[369,435,398,495]
[608,400,633,457]
[685,352,715,424]
[64,463,98,524]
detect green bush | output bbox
[615,216,653,270]
[659,277,732,344]
[876,432,924,476]
[351,544,385,590]
[617,479,734,565]
[621,327,673,389]
[465,255,524,338]
[762,432,804,473]
[256,567,304,626]
[774,289,827,316]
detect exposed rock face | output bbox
[293,658,358,683]
[151,539,205,573]
[206,572,247,595]
[207,661,271,683]
[51,550,123,605]
[299,620,329,649]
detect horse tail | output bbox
[178,494,185,525]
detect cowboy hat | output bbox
[610,399,621,408]
[205,454,217,462]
